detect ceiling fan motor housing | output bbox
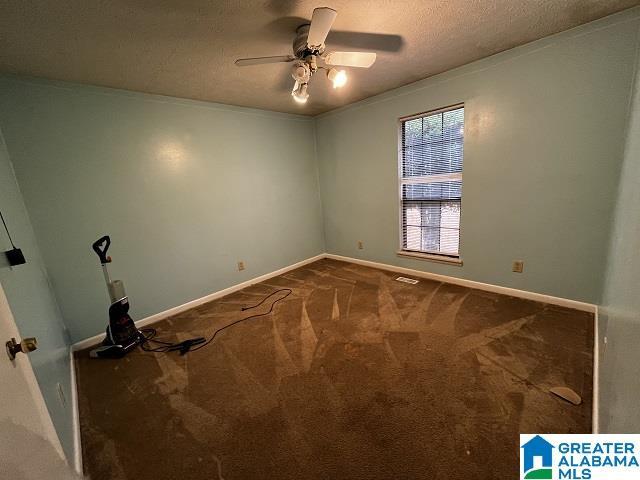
[294,24,324,58]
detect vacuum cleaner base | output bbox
[90,296,142,358]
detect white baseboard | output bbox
[592,307,600,433]
[68,347,82,474]
[68,250,599,454]
[71,254,325,351]
[72,251,596,351]
[325,253,597,313]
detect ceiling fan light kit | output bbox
[327,68,347,88]
[235,6,384,105]
[292,82,309,103]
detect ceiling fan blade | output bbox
[235,55,295,66]
[323,51,377,68]
[307,7,337,48]
[327,31,404,52]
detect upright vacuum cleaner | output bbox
[89,235,207,358]
[89,235,143,358]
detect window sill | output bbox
[396,250,463,266]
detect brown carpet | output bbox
[75,258,593,480]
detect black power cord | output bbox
[0,209,16,248]
[138,288,292,355]
[1,209,26,266]
[138,328,188,353]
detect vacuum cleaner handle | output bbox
[92,235,112,264]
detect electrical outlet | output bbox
[512,260,524,273]
[237,261,245,271]
[358,241,364,250]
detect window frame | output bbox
[396,103,464,264]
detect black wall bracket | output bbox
[4,247,26,266]
[1,209,26,267]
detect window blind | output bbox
[399,105,464,257]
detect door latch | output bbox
[6,337,37,361]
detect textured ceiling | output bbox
[0,1,638,116]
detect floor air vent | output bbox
[396,276,419,285]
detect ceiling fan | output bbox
[235,7,380,104]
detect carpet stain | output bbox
[75,258,593,479]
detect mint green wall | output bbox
[599,32,640,433]
[1,7,640,445]
[315,11,640,304]
[0,128,74,459]
[0,78,324,342]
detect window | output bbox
[399,104,464,260]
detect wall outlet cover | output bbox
[56,383,66,408]
[237,261,245,271]
[512,260,524,273]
